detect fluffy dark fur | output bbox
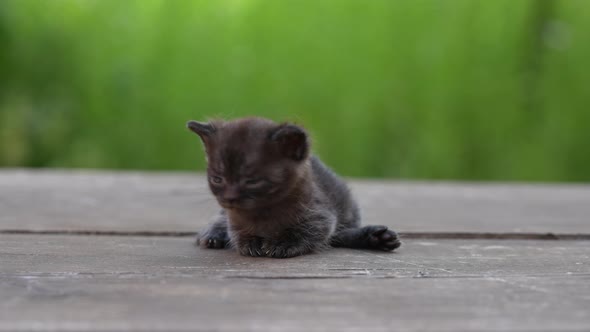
[187,117,401,258]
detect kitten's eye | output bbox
[210,176,224,185]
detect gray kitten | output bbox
[187,117,401,258]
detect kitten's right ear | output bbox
[269,124,309,161]
[187,120,216,145]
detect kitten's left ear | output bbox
[187,120,216,145]
[269,124,309,161]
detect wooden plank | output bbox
[1,235,589,331]
[2,276,589,331]
[1,169,590,234]
[2,235,590,278]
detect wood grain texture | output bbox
[1,169,590,234]
[1,235,589,331]
[2,170,590,331]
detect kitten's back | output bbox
[310,155,360,230]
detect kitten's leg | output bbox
[330,225,401,251]
[197,210,230,249]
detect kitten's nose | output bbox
[223,187,241,203]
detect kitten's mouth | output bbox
[219,200,254,210]
[220,202,237,209]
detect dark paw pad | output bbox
[367,226,401,251]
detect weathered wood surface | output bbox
[2,169,590,234]
[1,235,589,331]
[1,169,590,331]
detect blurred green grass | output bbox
[0,0,589,181]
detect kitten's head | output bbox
[187,117,310,210]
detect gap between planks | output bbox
[1,229,589,240]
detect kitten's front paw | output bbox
[367,226,401,251]
[197,231,230,249]
[261,241,309,258]
[237,237,265,257]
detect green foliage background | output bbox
[1,0,589,181]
